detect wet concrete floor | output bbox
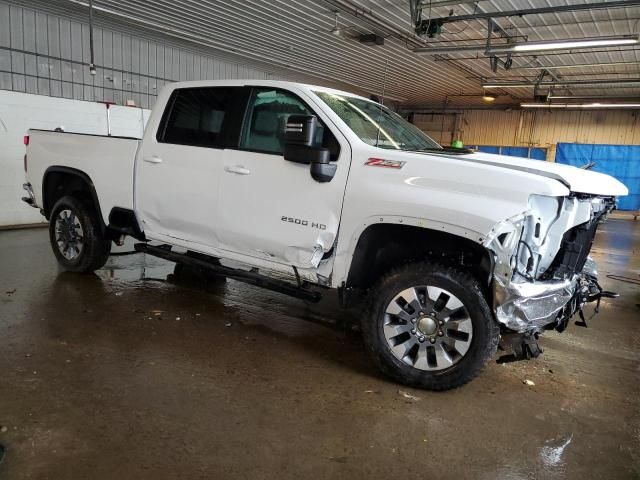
[0,220,638,479]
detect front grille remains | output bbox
[542,197,614,280]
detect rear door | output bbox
[135,86,244,249]
[216,87,350,269]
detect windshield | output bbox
[314,91,442,151]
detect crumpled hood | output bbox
[459,151,628,196]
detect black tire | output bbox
[361,261,499,391]
[48,195,111,273]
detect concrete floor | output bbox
[0,220,638,479]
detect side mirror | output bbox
[284,115,336,183]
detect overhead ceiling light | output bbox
[412,34,639,56]
[508,35,639,52]
[548,94,640,100]
[483,82,533,89]
[483,78,640,88]
[482,92,497,102]
[513,60,639,71]
[521,102,640,109]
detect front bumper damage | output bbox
[483,196,615,334]
[493,256,611,333]
[493,274,576,332]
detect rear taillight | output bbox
[24,154,27,172]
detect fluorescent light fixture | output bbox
[514,61,639,71]
[548,94,640,100]
[509,35,639,52]
[521,102,640,109]
[413,34,639,56]
[483,83,533,89]
[483,78,640,89]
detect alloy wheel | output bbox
[383,285,473,371]
[54,209,84,260]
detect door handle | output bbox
[224,165,251,175]
[143,156,163,164]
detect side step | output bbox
[134,243,322,303]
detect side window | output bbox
[159,87,235,148]
[240,89,310,155]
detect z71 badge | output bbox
[365,158,406,169]
[281,216,326,230]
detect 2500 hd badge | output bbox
[281,216,327,230]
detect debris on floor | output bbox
[5,288,16,294]
[398,390,420,401]
[523,379,536,386]
[225,322,232,327]
[0,426,7,433]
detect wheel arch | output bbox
[343,222,494,304]
[42,166,106,233]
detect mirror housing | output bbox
[284,115,336,183]
[310,159,337,183]
[284,115,323,150]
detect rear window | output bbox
[158,87,235,148]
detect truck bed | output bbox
[26,130,140,222]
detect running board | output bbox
[134,243,322,303]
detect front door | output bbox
[135,86,241,250]
[217,87,350,270]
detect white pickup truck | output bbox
[22,80,628,390]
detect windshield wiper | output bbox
[411,146,474,155]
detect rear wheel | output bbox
[362,261,499,391]
[49,195,111,273]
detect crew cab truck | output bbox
[22,80,628,390]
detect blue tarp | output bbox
[472,145,547,160]
[476,145,500,155]
[555,143,640,211]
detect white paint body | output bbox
[24,80,628,290]
[0,90,148,226]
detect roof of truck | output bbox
[162,79,371,102]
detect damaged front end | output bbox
[484,194,617,335]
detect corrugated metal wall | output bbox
[416,109,640,161]
[0,1,288,109]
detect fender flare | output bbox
[42,166,107,233]
[337,214,488,285]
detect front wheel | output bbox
[49,195,111,273]
[361,261,499,391]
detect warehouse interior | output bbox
[0,0,639,478]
